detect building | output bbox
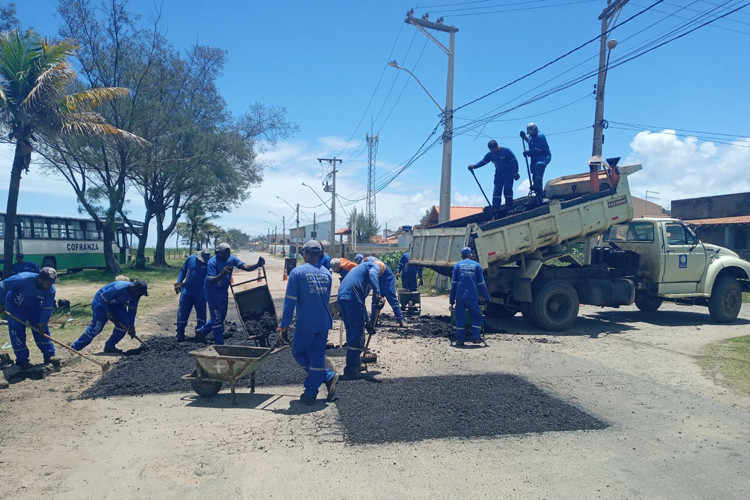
[672,192,750,260]
[421,206,485,228]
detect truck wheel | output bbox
[708,275,742,323]
[533,280,579,331]
[635,292,662,312]
[485,302,517,319]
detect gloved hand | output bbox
[173,282,182,295]
[520,131,527,140]
[257,256,265,267]
[523,150,531,158]
[37,323,46,334]
[376,296,386,310]
[513,172,520,181]
[449,299,455,307]
[127,325,136,339]
[468,165,475,171]
[222,266,233,276]
[418,278,423,286]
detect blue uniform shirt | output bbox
[177,255,208,295]
[95,281,141,326]
[528,134,551,165]
[12,261,39,275]
[398,251,423,278]
[280,262,333,332]
[474,148,519,177]
[0,272,56,324]
[205,254,245,293]
[319,254,331,270]
[450,259,491,302]
[337,261,381,304]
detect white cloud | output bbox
[624,130,750,208]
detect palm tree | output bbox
[0,30,143,276]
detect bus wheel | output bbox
[532,280,579,332]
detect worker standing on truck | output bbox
[71,279,149,354]
[174,248,211,342]
[330,257,357,280]
[0,267,58,369]
[450,247,491,347]
[278,240,338,405]
[337,260,382,379]
[468,139,520,217]
[520,122,551,200]
[364,256,405,327]
[197,242,264,345]
[397,251,423,291]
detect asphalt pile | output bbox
[335,374,607,444]
[79,333,306,399]
[244,312,277,344]
[376,313,502,339]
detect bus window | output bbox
[0,218,4,238]
[20,217,33,238]
[48,220,64,239]
[84,221,100,240]
[68,220,84,239]
[32,218,46,238]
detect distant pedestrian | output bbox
[397,251,422,291]
[11,253,39,275]
[174,248,211,341]
[197,243,264,345]
[278,240,338,405]
[520,122,551,200]
[71,279,149,354]
[468,139,520,217]
[337,260,382,378]
[449,247,490,346]
[0,267,58,369]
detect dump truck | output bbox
[410,160,750,331]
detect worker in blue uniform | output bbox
[174,248,211,341]
[520,122,551,200]
[197,242,264,345]
[396,251,422,291]
[11,253,39,275]
[364,257,405,327]
[337,260,382,378]
[0,267,58,369]
[278,240,338,405]
[469,139,520,217]
[319,252,331,270]
[449,247,491,347]
[71,279,149,354]
[354,253,364,264]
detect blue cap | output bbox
[461,247,472,257]
[354,253,364,264]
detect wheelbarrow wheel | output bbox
[190,368,222,398]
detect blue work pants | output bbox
[176,291,206,335]
[202,291,229,345]
[339,299,366,375]
[292,329,335,399]
[71,303,129,351]
[454,298,483,341]
[492,172,514,212]
[7,306,54,364]
[531,160,547,194]
[371,273,405,323]
[402,268,418,291]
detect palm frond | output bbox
[64,87,130,112]
[21,61,75,109]
[60,117,150,147]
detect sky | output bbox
[5,0,750,245]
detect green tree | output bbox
[348,209,380,244]
[225,228,250,250]
[0,29,138,276]
[0,2,19,32]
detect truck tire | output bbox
[635,292,662,312]
[533,280,579,331]
[485,302,517,319]
[708,275,742,323]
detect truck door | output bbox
[661,222,706,292]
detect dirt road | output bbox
[1,251,748,499]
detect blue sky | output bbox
[6,0,750,244]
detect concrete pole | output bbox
[439,29,455,225]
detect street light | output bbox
[301,182,330,210]
[268,210,286,257]
[277,196,300,258]
[388,61,443,112]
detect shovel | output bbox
[520,135,534,198]
[4,311,111,373]
[469,167,492,208]
[362,300,383,364]
[110,318,149,349]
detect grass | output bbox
[743,292,750,303]
[698,335,750,395]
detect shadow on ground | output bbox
[335,373,607,445]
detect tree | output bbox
[0,29,139,276]
[0,2,19,32]
[419,208,432,226]
[224,228,250,250]
[348,210,380,244]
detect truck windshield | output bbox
[604,221,654,242]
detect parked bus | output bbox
[0,213,135,271]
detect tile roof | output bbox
[434,205,484,221]
[684,215,750,225]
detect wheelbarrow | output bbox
[398,288,421,315]
[182,344,287,405]
[230,266,277,347]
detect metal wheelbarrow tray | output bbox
[182,344,286,404]
[398,288,421,315]
[230,266,277,346]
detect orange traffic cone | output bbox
[282,266,288,281]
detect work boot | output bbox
[103,345,124,355]
[43,356,61,365]
[470,337,484,344]
[299,393,316,406]
[325,373,339,402]
[339,370,365,381]
[455,340,465,347]
[176,332,186,342]
[17,361,34,370]
[195,330,207,345]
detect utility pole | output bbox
[274,225,277,254]
[319,157,341,257]
[405,10,458,225]
[295,203,300,257]
[366,132,379,219]
[282,216,286,257]
[592,0,627,159]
